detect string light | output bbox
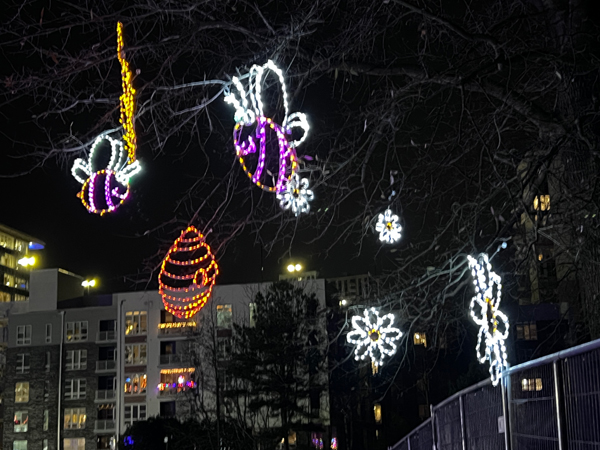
[467,253,509,387]
[158,226,219,319]
[70,22,140,215]
[157,322,196,329]
[159,368,195,374]
[347,307,402,369]
[376,208,402,244]
[277,173,314,216]
[224,60,309,193]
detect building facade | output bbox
[2,270,330,450]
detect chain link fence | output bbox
[389,339,600,450]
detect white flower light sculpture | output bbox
[347,307,402,370]
[467,253,509,387]
[277,173,314,216]
[376,208,402,243]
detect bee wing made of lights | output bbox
[467,253,509,386]
[347,307,403,368]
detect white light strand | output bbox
[347,307,402,368]
[277,173,314,216]
[467,253,509,386]
[375,208,402,244]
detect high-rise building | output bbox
[2,269,330,450]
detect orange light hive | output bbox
[158,226,219,319]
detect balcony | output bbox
[159,354,187,366]
[96,331,116,342]
[95,390,116,402]
[158,387,192,397]
[95,360,116,373]
[94,420,116,432]
[157,322,196,337]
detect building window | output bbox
[15,382,29,403]
[14,294,28,302]
[43,440,48,450]
[413,332,427,347]
[0,291,11,302]
[44,380,50,401]
[64,408,86,429]
[45,351,51,372]
[63,439,85,450]
[516,322,538,340]
[217,304,232,328]
[125,311,147,335]
[14,411,29,432]
[521,378,543,392]
[45,324,52,343]
[16,354,30,374]
[125,344,147,365]
[533,194,550,211]
[43,410,49,431]
[13,441,27,450]
[0,253,16,269]
[124,404,147,426]
[16,325,32,346]
[66,321,88,342]
[15,277,28,290]
[65,350,87,370]
[65,379,86,400]
[217,338,231,360]
[124,374,147,394]
[4,273,15,287]
[249,303,257,327]
[374,404,382,423]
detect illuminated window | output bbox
[124,374,147,394]
[521,378,543,391]
[413,333,427,347]
[217,305,233,328]
[14,411,28,432]
[16,325,31,346]
[516,322,537,340]
[0,253,16,269]
[249,303,257,327]
[4,273,15,287]
[16,354,30,374]
[373,403,382,423]
[125,311,147,335]
[63,438,85,450]
[13,441,27,450]
[43,410,49,431]
[0,291,10,302]
[125,344,147,365]
[158,369,196,393]
[124,404,147,426]
[64,408,86,429]
[15,382,29,403]
[66,321,88,342]
[0,233,15,249]
[14,294,27,302]
[43,440,48,450]
[64,379,86,400]
[65,350,87,370]
[533,195,550,211]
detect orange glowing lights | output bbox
[117,22,137,164]
[158,226,219,319]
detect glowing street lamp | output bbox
[287,263,303,273]
[82,279,97,295]
[18,256,35,267]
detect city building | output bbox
[2,269,330,450]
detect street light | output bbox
[17,256,35,267]
[287,263,303,273]
[82,279,97,295]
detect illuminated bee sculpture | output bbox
[467,253,509,386]
[224,60,310,194]
[71,22,141,215]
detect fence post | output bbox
[552,360,568,450]
[430,404,437,450]
[459,394,468,450]
[501,370,512,450]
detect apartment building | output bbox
[2,269,330,450]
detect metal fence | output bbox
[389,338,600,450]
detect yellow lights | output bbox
[17,256,35,267]
[521,378,543,392]
[158,322,196,329]
[339,299,348,307]
[287,263,303,272]
[533,194,550,212]
[116,22,137,163]
[160,368,195,374]
[374,403,382,423]
[413,332,427,347]
[81,279,97,288]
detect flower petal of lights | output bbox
[70,22,140,215]
[375,208,402,243]
[224,60,309,193]
[467,253,509,386]
[347,307,402,369]
[159,226,220,319]
[277,173,314,216]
